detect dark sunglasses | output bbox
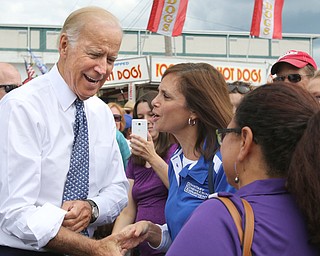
[227,84,251,94]
[216,128,241,145]
[113,114,122,122]
[273,74,312,83]
[0,84,20,93]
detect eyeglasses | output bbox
[0,84,20,93]
[227,83,251,94]
[113,114,122,122]
[273,74,312,83]
[216,128,241,145]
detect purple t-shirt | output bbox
[126,143,178,256]
[166,178,319,255]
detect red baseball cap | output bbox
[271,50,317,75]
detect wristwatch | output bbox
[85,199,99,223]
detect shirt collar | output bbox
[49,64,77,111]
[179,154,208,184]
[236,178,288,197]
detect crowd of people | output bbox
[0,5,320,256]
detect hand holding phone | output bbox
[131,119,148,140]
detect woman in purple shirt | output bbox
[167,83,320,255]
[113,91,177,256]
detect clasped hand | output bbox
[61,200,91,233]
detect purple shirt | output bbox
[126,144,178,256]
[167,179,319,255]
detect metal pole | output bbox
[164,36,173,56]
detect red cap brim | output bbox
[271,59,310,75]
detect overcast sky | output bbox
[1,0,320,65]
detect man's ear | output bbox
[237,126,254,162]
[59,33,69,56]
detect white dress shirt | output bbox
[0,65,129,250]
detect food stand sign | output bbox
[150,56,269,86]
[102,56,150,88]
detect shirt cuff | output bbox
[148,224,172,252]
[27,202,67,249]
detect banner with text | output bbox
[150,57,268,85]
[103,56,150,87]
[147,0,189,37]
[250,0,284,39]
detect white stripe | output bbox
[259,0,275,39]
[157,0,181,36]
[213,154,222,174]
[171,147,183,185]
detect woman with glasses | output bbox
[166,82,320,255]
[108,102,126,131]
[112,91,177,256]
[227,81,253,113]
[107,102,131,170]
[120,63,236,253]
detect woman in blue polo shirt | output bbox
[122,63,236,252]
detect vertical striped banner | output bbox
[147,0,189,37]
[250,0,284,39]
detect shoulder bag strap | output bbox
[208,151,217,195]
[215,197,254,256]
[208,159,214,194]
[214,197,244,244]
[241,199,254,256]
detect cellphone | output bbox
[131,119,148,140]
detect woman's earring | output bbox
[234,162,240,183]
[188,117,196,126]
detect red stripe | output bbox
[147,0,165,33]
[171,0,189,36]
[250,0,263,37]
[272,0,284,39]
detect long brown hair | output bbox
[161,62,233,160]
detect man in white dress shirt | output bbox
[0,6,144,256]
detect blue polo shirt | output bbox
[165,147,235,241]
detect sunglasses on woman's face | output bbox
[273,74,311,83]
[227,84,251,94]
[113,114,122,122]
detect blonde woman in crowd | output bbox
[107,102,131,170]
